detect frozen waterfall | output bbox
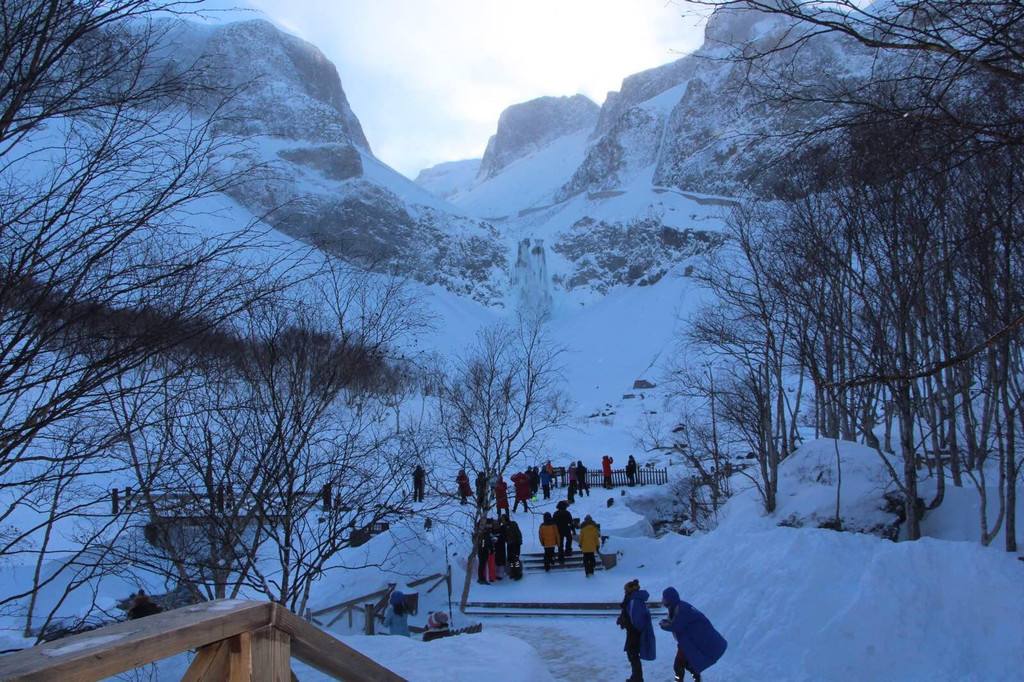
[512,238,553,319]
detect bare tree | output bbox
[436,318,568,608]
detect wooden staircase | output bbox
[520,551,606,572]
[0,600,405,681]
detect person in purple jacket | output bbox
[660,587,727,681]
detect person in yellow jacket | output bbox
[538,512,561,571]
[579,515,601,577]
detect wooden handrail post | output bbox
[363,603,375,635]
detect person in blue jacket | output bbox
[617,579,655,681]
[382,590,410,636]
[660,587,727,681]
[539,465,553,499]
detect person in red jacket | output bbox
[511,471,531,512]
[494,477,510,517]
[602,455,614,489]
[456,470,472,505]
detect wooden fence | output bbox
[309,569,451,633]
[0,600,405,681]
[573,468,667,487]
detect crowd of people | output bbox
[618,579,728,682]
[474,516,524,585]
[411,452,652,508]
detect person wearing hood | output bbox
[578,515,600,576]
[504,517,523,564]
[553,500,575,563]
[511,471,531,512]
[475,471,488,508]
[476,520,494,585]
[494,477,510,515]
[660,588,727,681]
[538,512,560,571]
[626,455,638,486]
[618,579,655,681]
[382,590,410,636]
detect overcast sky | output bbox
[212,2,708,178]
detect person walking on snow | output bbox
[382,591,410,636]
[578,515,600,577]
[476,520,493,584]
[577,460,590,496]
[567,463,577,503]
[602,455,614,489]
[660,588,728,682]
[538,512,560,571]
[413,465,425,502]
[511,471,531,512]
[626,455,638,486]
[618,579,656,681]
[553,500,575,563]
[539,466,553,500]
[457,470,472,505]
[494,477,510,516]
[475,471,487,508]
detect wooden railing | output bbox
[0,600,405,682]
[310,570,451,632]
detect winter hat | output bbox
[427,611,449,629]
[543,512,553,522]
[662,587,681,607]
[583,514,593,523]
[624,579,640,594]
[389,590,405,607]
[556,501,568,510]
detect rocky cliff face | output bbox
[559,6,866,199]
[478,95,599,180]
[162,18,508,305]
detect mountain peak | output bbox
[478,94,599,180]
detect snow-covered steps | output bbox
[520,552,606,572]
[464,601,667,618]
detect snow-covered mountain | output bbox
[161,19,508,305]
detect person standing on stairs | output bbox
[618,579,656,682]
[538,512,560,571]
[512,471,531,512]
[413,464,426,502]
[476,520,494,585]
[553,500,575,563]
[539,465,553,500]
[577,460,590,496]
[602,455,614,488]
[578,515,600,577]
[504,517,523,564]
[457,469,472,505]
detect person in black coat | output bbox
[475,471,487,508]
[626,455,638,486]
[577,460,590,496]
[528,466,540,495]
[413,465,426,501]
[476,520,494,584]
[504,518,523,563]
[553,500,575,563]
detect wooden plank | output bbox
[250,626,290,682]
[464,601,665,609]
[272,605,406,682]
[0,600,273,682]
[180,640,229,682]
[227,632,252,682]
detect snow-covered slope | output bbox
[414,159,481,200]
[160,18,508,305]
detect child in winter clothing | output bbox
[382,590,410,636]
[538,512,561,571]
[423,611,452,642]
[660,587,727,682]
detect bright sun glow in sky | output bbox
[220,1,709,177]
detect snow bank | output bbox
[666,524,1024,681]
